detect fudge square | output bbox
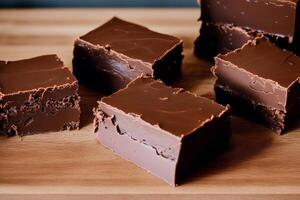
[73,17,183,94]
[213,37,300,134]
[0,55,80,136]
[93,77,231,186]
[200,0,299,52]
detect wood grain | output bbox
[0,9,300,199]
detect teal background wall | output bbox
[0,0,198,8]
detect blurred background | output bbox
[0,0,198,8]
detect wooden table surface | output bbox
[0,9,300,200]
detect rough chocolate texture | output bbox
[256,31,293,51]
[215,83,296,134]
[73,17,183,94]
[0,55,81,136]
[94,77,231,186]
[213,37,300,134]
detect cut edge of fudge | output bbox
[73,17,183,94]
[212,36,300,134]
[244,28,294,51]
[214,82,295,134]
[194,22,254,60]
[0,55,81,136]
[93,76,231,186]
[1,87,81,137]
[194,22,295,61]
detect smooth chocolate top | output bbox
[102,77,228,137]
[218,37,300,88]
[0,55,77,95]
[201,0,298,36]
[80,17,182,64]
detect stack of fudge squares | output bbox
[195,0,300,134]
[2,0,300,186]
[195,0,300,59]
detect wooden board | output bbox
[0,8,300,199]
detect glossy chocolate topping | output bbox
[80,17,182,64]
[218,37,300,88]
[0,55,77,95]
[102,77,228,137]
[201,0,298,37]
[0,55,63,72]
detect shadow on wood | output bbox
[78,85,104,128]
[180,116,275,185]
[173,41,214,97]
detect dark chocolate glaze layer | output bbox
[200,0,298,37]
[0,54,63,73]
[101,77,228,137]
[80,17,181,64]
[0,55,77,95]
[217,37,300,88]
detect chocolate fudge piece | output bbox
[200,0,299,51]
[0,55,80,136]
[213,37,300,134]
[73,17,183,94]
[93,77,231,186]
[194,22,295,60]
[194,22,254,60]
